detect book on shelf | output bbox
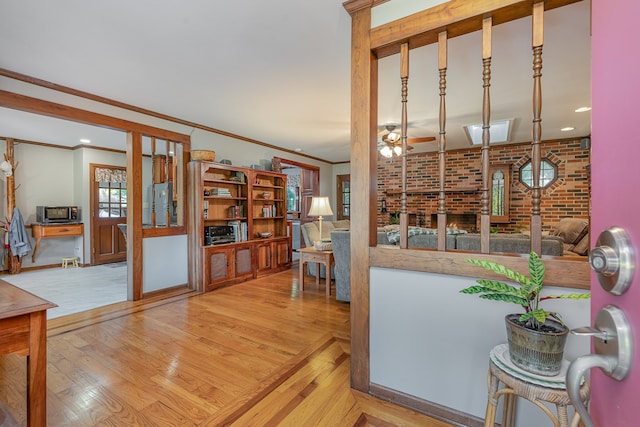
[211,187,232,197]
[227,220,248,242]
[228,205,244,218]
[203,200,209,219]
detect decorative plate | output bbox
[490,343,572,389]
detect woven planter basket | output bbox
[191,150,216,162]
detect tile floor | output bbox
[2,262,127,319]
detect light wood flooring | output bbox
[0,267,454,426]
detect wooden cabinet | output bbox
[255,237,291,277]
[203,243,254,291]
[188,161,292,291]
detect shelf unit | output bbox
[188,161,292,291]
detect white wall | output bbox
[143,235,188,292]
[370,267,591,425]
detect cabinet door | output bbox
[204,246,234,291]
[234,244,254,281]
[274,238,291,268]
[255,241,274,276]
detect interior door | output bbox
[336,174,350,220]
[588,1,640,424]
[91,165,127,265]
[299,167,319,224]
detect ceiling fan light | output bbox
[380,145,393,157]
[393,145,402,156]
[388,131,400,142]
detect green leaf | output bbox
[479,293,528,306]
[544,293,591,300]
[466,258,531,285]
[528,251,545,291]
[475,280,520,295]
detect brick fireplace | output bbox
[430,213,478,232]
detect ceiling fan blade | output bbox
[407,136,436,144]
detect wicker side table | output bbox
[484,344,590,427]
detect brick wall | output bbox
[377,138,591,233]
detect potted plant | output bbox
[460,251,590,376]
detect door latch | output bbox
[589,227,634,295]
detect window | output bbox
[99,182,127,218]
[520,159,557,189]
[489,164,511,223]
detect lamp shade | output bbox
[308,196,333,217]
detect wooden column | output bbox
[437,31,448,251]
[480,17,493,253]
[127,131,144,300]
[399,43,409,249]
[530,2,544,255]
[346,4,374,393]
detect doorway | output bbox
[275,157,320,254]
[90,164,127,265]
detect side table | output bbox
[484,344,590,427]
[298,247,334,296]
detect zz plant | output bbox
[460,251,590,331]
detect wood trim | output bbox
[0,68,336,164]
[273,156,320,171]
[370,246,590,290]
[0,90,190,144]
[369,0,581,59]
[369,383,485,427]
[350,5,374,393]
[342,0,389,16]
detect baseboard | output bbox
[368,382,485,427]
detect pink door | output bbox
[590,0,640,424]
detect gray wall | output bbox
[370,267,590,425]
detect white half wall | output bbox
[142,234,188,293]
[370,266,591,426]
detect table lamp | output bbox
[308,196,333,248]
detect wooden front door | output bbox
[588,1,640,425]
[91,164,127,265]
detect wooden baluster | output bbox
[151,136,157,227]
[531,2,543,255]
[480,17,492,253]
[437,31,448,251]
[399,43,409,249]
[165,139,171,227]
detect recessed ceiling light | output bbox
[80,138,91,143]
[294,148,303,152]
[561,127,575,132]
[575,107,591,113]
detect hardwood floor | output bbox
[0,267,453,426]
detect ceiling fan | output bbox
[377,124,436,157]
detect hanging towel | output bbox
[9,207,32,258]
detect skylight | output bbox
[464,119,514,146]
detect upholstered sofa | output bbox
[550,217,590,256]
[455,233,565,256]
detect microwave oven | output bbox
[36,206,81,223]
